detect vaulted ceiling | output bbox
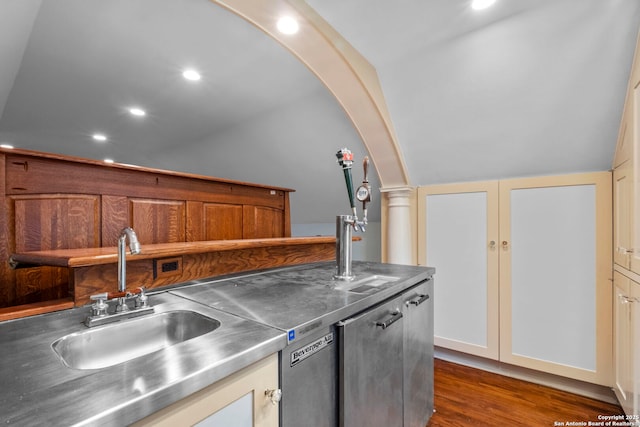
[1,0,639,225]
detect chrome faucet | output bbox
[84,227,152,327]
[116,227,141,312]
[335,149,371,280]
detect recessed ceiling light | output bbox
[277,16,299,35]
[129,107,146,117]
[104,158,114,164]
[182,69,201,81]
[0,144,14,149]
[472,0,496,10]
[92,133,107,142]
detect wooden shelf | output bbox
[0,298,74,322]
[10,237,346,268]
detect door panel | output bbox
[403,279,434,427]
[499,173,612,385]
[338,296,404,427]
[418,182,499,359]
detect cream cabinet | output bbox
[613,270,640,420]
[417,181,499,360]
[133,354,280,427]
[613,29,640,417]
[613,31,640,276]
[614,271,634,416]
[418,172,612,386]
[614,161,633,269]
[633,279,640,420]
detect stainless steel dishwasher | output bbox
[338,278,434,427]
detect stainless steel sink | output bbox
[52,310,220,370]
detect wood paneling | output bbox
[6,153,289,209]
[204,203,243,240]
[13,195,100,251]
[0,148,295,313]
[72,243,335,305]
[102,195,128,247]
[129,199,186,244]
[11,195,100,305]
[243,205,284,239]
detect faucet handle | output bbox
[135,287,149,308]
[89,293,109,317]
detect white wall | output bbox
[292,222,381,262]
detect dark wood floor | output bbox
[428,358,624,426]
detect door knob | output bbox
[265,388,282,405]
[502,241,509,249]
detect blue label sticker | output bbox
[288,329,296,342]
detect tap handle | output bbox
[363,156,369,184]
[356,156,372,221]
[336,148,357,211]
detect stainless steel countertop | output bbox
[0,292,286,426]
[171,261,435,343]
[0,261,434,426]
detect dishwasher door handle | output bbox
[407,294,430,307]
[376,311,403,330]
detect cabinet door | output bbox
[614,162,632,268]
[403,279,434,427]
[418,182,499,359]
[499,173,612,385]
[631,85,640,275]
[632,279,640,418]
[338,296,404,427]
[614,271,633,415]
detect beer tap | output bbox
[356,156,371,227]
[336,148,360,231]
[335,148,371,280]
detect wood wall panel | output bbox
[72,244,335,305]
[243,206,284,239]
[1,148,294,312]
[0,154,11,307]
[15,267,70,305]
[204,203,243,240]
[129,199,186,244]
[6,154,289,209]
[10,194,100,305]
[186,201,204,242]
[102,195,129,247]
[13,195,100,251]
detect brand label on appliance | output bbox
[290,332,334,367]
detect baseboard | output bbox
[435,347,619,405]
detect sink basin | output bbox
[52,310,220,370]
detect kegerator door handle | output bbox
[408,294,430,307]
[376,311,403,330]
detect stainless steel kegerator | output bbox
[337,278,434,427]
